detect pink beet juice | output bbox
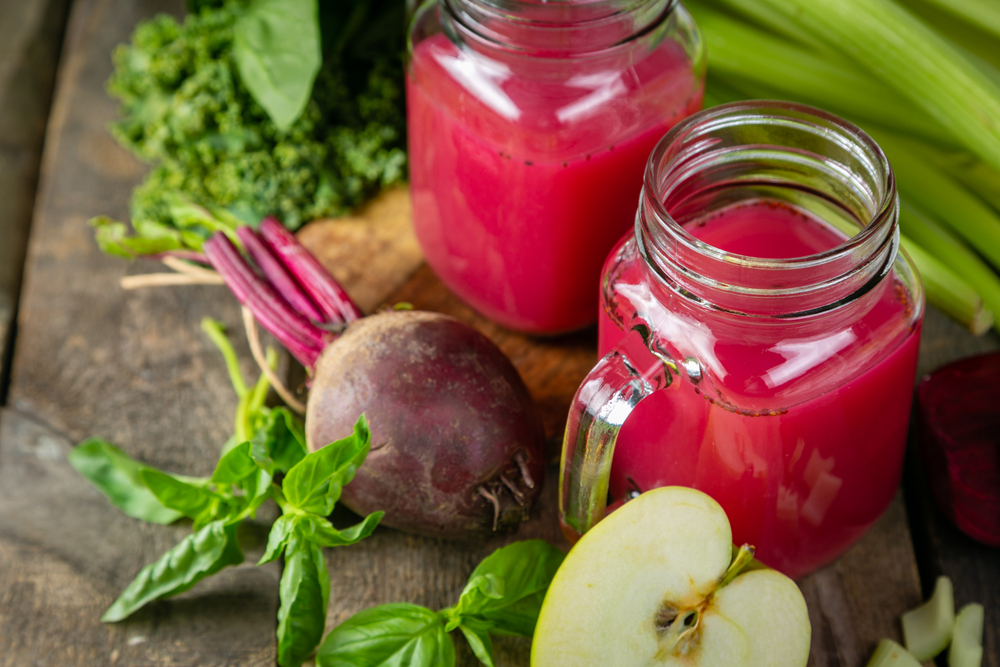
[560,102,924,579]
[407,0,705,333]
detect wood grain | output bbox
[0,0,72,388]
[1,0,282,664]
[0,0,992,665]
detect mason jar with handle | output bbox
[407,0,705,334]
[560,101,925,579]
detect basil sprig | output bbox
[316,540,566,667]
[70,320,382,667]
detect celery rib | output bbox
[902,576,956,661]
[748,0,1000,175]
[687,2,952,144]
[918,0,1000,41]
[873,131,1000,272]
[898,200,1000,333]
[900,236,993,335]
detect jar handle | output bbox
[559,330,675,542]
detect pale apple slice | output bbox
[531,486,811,667]
[866,639,922,667]
[902,576,955,661]
[949,603,985,667]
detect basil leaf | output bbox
[251,407,307,474]
[211,441,258,484]
[68,438,182,524]
[277,529,330,667]
[457,618,495,667]
[450,540,565,636]
[282,415,370,515]
[233,0,321,131]
[297,512,383,547]
[316,603,455,667]
[259,514,296,565]
[88,216,184,259]
[101,520,244,622]
[140,468,215,518]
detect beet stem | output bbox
[236,226,326,323]
[203,233,326,368]
[258,217,363,324]
[515,452,535,489]
[151,250,211,265]
[478,486,500,532]
[241,306,307,414]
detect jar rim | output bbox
[643,100,895,271]
[637,100,903,317]
[440,0,680,58]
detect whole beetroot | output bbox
[307,311,544,540]
[203,220,546,540]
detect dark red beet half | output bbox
[916,351,1000,548]
[305,310,547,541]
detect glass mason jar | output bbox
[407,0,705,333]
[560,101,925,579]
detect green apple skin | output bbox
[532,487,811,667]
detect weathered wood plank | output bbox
[0,0,985,665]
[0,0,72,389]
[1,0,283,664]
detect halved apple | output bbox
[532,486,811,667]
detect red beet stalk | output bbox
[235,226,326,324]
[203,234,326,368]
[916,351,1000,548]
[258,217,363,324]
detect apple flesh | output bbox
[532,487,811,667]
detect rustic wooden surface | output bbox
[0,0,71,390]
[0,0,997,665]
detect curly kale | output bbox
[96,0,406,256]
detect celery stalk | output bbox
[949,603,985,667]
[873,130,1000,272]
[904,141,1000,212]
[902,576,956,661]
[918,0,1000,40]
[899,201,1000,332]
[900,235,993,335]
[866,639,922,667]
[686,1,952,144]
[745,0,1000,174]
[697,0,833,53]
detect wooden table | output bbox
[0,1,996,665]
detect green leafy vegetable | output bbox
[316,540,566,667]
[75,318,382,666]
[67,439,183,524]
[139,468,216,521]
[282,415,370,515]
[211,440,259,484]
[277,529,331,667]
[101,520,244,622]
[250,406,308,474]
[443,540,567,637]
[233,0,321,131]
[95,0,406,253]
[316,604,456,667]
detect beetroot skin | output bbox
[917,351,1000,548]
[305,310,546,540]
